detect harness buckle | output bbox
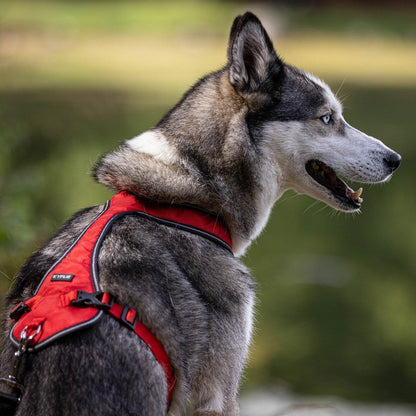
[70,291,113,310]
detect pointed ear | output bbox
[227,12,283,95]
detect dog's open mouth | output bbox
[305,160,363,209]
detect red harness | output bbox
[8,191,232,407]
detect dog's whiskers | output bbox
[0,269,12,282]
[335,78,346,101]
[303,199,324,215]
[313,203,332,216]
[279,191,302,205]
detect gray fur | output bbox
[1,12,400,416]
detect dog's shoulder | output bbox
[96,212,255,380]
[6,204,106,305]
[98,212,254,304]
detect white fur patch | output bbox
[127,130,178,164]
[244,294,255,349]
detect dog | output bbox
[0,12,400,416]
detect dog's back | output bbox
[1,204,254,415]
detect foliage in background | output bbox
[1,0,415,403]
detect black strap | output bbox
[0,390,19,416]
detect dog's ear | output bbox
[227,12,282,96]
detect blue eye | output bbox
[320,114,332,125]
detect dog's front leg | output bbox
[193,385,239,416]
[188,343,243,416]
[193,401,239,416]
[191,318,250,416]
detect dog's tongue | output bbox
[347,187,363,203]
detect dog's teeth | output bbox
[351,187,363,201]
[355,187,363,198]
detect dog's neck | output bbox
[93,136,278,257]
[93,71,281,256]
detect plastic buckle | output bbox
[9,302,30,321]
[70,291,113,310]
[120,306,139,330]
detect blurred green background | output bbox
[1,0,415,404]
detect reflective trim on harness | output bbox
[8,191,232,407]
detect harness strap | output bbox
[65,290,176,404]
[0,391,19,416]
[5,191,233,411]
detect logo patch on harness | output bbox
[51,273,75,282]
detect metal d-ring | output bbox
[20,323,42,345]
[0,323,42,403]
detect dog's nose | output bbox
[384,152,401,173]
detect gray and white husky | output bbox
[0,12,400,416]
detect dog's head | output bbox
[228,12,401,212]
[95,12,401,255]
